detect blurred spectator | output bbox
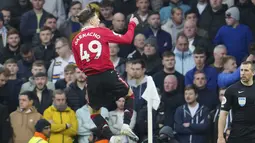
[43,90,78,143]
[240,0,255,38]
[47,37,75,83]
[109,43,126,77]
[183,20,213,63]
[59,1,82,41]
[153,51,184,93]
[20,0,50,43]
[142,36,162,75]
[113,0,136,17]
[211,45,227,72]
[127,33,145,60]
[74,0,102,9]
[20,60,55,93]
[214,7,253,65]
[185,48,218,90]
[32,14,62,46]
[0,0,17,11]
[150,0,163,12]
[198,0,227,40]
[193,0,208,15]
[0,67,10,107]
[212,88,232,143]
[4,59,23,113]
[43,0,66,28]
[28,119,51,143]
[193,71,219,111]
[184,9,208,38]
[112,13,134,58]
[1,8,13,30]
[33,72,53,114]
[158,126,179,143]
[99,0,114,28]
[161,7,184,46]
[0,28,21,64]
[127,0,151,34]
[17,43,35,82]
[55,64,76,90]
[0,12,8,49]
[34,26,57,69]
[10,91,42,143]
[109,97,136,135]
[173,33,195,75]
[76,103,109,143]
[123,60,134,82]
[144,12,172,56]
[0,104,11,143]
[174,85,210,143]
[66,67,87,111]
[161,75,185,128]
[129,59,147,112]
[159,0,190,24]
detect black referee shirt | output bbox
[221,81,255,140]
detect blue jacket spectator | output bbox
[160,0,190,24]
[175,104,210,143]
[185,66,218,90]
[214,7,254,65]
[20,10,50,43]
[218,67,240,88]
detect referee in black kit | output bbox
[218,61,255,143]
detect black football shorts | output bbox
[86,70,129,110]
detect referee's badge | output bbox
[238,97,246,107]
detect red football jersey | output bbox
[72,22,136,76]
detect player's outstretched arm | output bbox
[103,14,139,44]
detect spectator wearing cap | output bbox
[158,126,179,143]
[185,48,218,91]
[0,12,8,49]
[173,33,195,75]
[174,85,210,143]
[142,36,162,76]
[127,0,152,34]
[159,0,190,24]
[0,29,21,64]
[10,91,42,143]
[127,33,145,60]
[43,0,66,28]
[240,0,255,38]
[59,1,82,41]
[198,0,228,41]
[143,12,172,56]
[33,72,53,114]
[20,0,50,43]
[28,119,51,143]
[214,7,254,65]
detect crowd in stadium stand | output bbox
[0,0,255,142]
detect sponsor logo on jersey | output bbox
[238,97,246,107]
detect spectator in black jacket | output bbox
[0,67,10,108]
[55,64,76,90]
[33,72,53,114]
[34,26,56,70]
[0,29,21,64]
[0,104,11,143]
[65,67,87,111]
[17,43,35,82]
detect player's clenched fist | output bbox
[129,14,139,25]
[217,137,226,143]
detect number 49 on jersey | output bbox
[80,40,103,62]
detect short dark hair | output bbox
[20,43,33,55]
[222,55,236,65]
[77,6,96,24]
[34,72,47,78]
[0,67,10,77]
[148,11,160,18]
[7,28,19,37]
[162,51,175,58]
[40,26,52,32]
[70,1,82,8]
[1,7,11,12]
[53,89,66,98]
[184,85,198,95]
[45,14,57,22]
[4,58,17,65]
[194,70,206,78]
[241,61,255,71]
[20,91,35,101]
[64,64,76,73]
[193,48,206,55]
[99,0,113,7]
[184,8,199,19]
[176,32,188,42]
[131,59,146,68]
[32,60,45,68]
